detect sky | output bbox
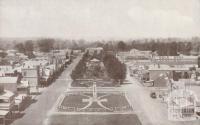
[0,0,200,40]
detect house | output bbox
[0,77,18,93]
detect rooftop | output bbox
[0,90,14,99]
[149,65,189,71]
[90,58,100,62]
[0,110,9,116]
[0,77,18,84]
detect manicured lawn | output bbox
[58,92,132,112]
[60,94,87,109]
[71,80,117,87]
[46,114,142,125]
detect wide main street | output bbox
[124,69,200,125]
[11,54,83,125]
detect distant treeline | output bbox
[102,38,200,56]
[1,37,200,56]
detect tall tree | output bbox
[24,40,34,52]
[103,53,126,84]
[0,52,7,58]
[37,39,55,52]
[15,43,25,53]
[185,42,192,55]
[117,41,127,51]
[169,42,178,56]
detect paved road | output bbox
[11,55,82,125]
[124,70,200,125]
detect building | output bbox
[116,49,152,63]
[0,88,15,111]
[0,87,15,125]
[86,58,101,70]
[0,110,9,125]
[85,47,103,55]
[40,67,54,86]
[129,49,152,59]
[152,55,198,66]
[0,77,18,93]
[21,66,40,93]
[148,66,189,82]
[116,52,130,63]
[168,89,197,121]
[0,66,15,77]
[86,58,105,78]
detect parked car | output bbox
[150,92,157,99]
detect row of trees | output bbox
[71,50,104,80]
[101,39,200,56]
[13,38,88,54]
[14,39,55,53]
[103,53,126,84]
[15,40,35,58]
[70,53,87,80]
[130,41,192,56]
[71,50,127,84]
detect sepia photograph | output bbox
[0,0,200,125]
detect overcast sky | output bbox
[0,0,200,40]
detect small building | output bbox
[86,58,102,70]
